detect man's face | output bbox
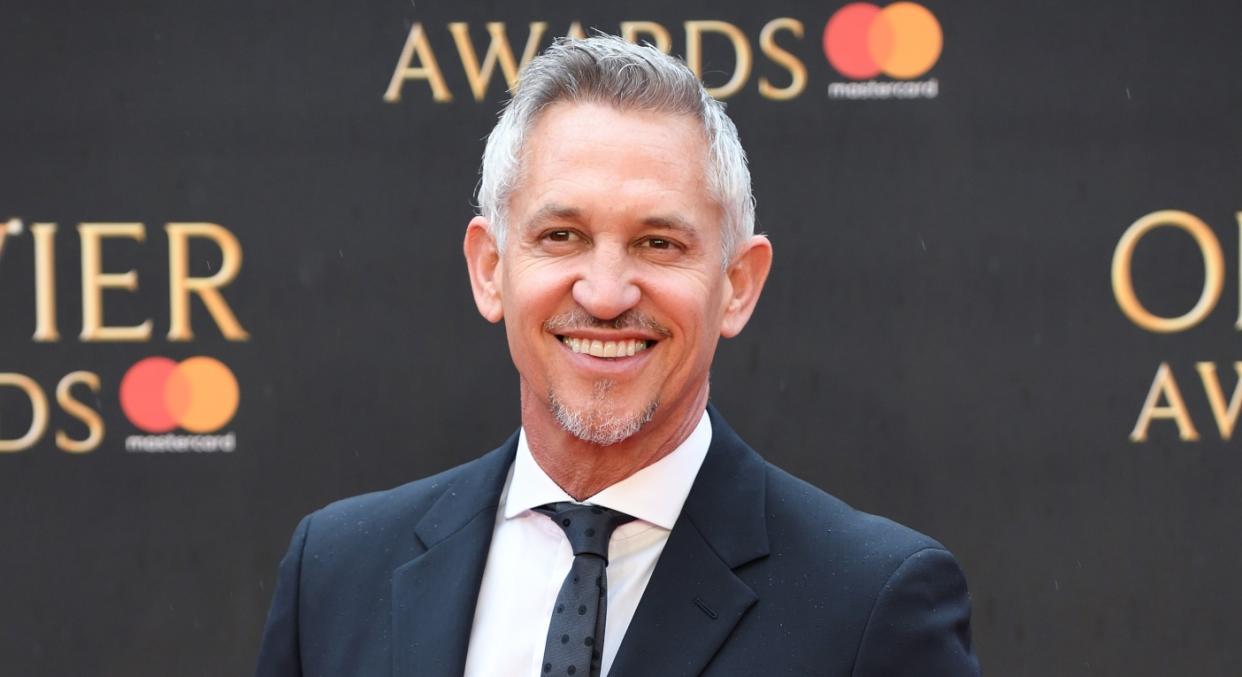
[490,102,732,445]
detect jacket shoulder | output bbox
[762,462,948,570]
[314,462,463,528]
[752,464,978,676]
[301,443,511,559]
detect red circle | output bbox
[119,357,178,433]
[824,3,884,80]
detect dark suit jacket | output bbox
[255,407,980,676]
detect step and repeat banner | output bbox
[2,0,1239,674]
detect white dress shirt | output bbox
[462,411,712,677]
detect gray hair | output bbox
[475,34,755,263]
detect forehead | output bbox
[525,100,707,151]
[510,102,717,227]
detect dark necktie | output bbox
[533,502,635,677]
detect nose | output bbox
[571,245,641,321]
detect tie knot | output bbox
[535,502,635,561]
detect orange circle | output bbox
[172,356,239,433]
[878,2,942,79]
[823,2,942,80]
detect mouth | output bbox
[557,336,655,359]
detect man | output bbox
[256,35,980,676]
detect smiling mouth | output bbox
[558,336,653,358]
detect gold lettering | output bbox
[55,371,102,453]
[621,21,672,53]
[1112,210,1224,333]
[79,223,152,342]
[1236,212,1242,330]
[0,374,49,452]
[758,19,806,101]
[449,22,548,102]
[684,20,753,99]
[31,222,59,342]
[0,218,14,261]
[1195,362,1242,440]
[167,223,249,341]
[384,23,452,103]
[1131,362,1199,442]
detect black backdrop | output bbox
[3,0,1241,675]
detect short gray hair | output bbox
[476,34,755,263]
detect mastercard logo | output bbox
[120,356,239,433]
[824,2,943,80]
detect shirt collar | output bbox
[503,409,712,530]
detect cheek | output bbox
[655,274,726,325]
[663,293,722,356]
[502,266,573,321]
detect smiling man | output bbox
[256,36,980,677]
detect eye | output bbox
[545,229,577,242]
[640,236,682,252]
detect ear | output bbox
[463,216,504,323]
[720,235,773,338]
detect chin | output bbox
[547,386,659,447]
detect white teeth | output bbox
[560,337,651,357]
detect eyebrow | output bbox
[642,214,700,242]
[521,203,582,233]
[522,203,702,244]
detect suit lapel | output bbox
[391,434,517,677]
[609,406,770,677]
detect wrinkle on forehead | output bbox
[509,102,714,205]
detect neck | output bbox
[520,381,709,501]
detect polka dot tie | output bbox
[534,502,635,677]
